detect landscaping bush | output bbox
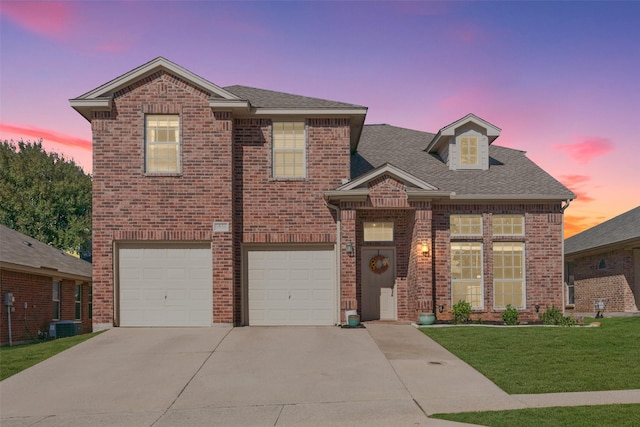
[452,300,471,324]
[540,305,577,326]
[501,304,519,325]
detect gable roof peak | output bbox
[69,57,241,120]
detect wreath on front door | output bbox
[369,255,390,274]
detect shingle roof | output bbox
[0,225,91,280]
[565,206,640,255]
[353,124,575,199]
[224,85,366,110]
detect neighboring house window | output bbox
[451,242,483,309]
[493,215,524,236]
[53,281,61,320]
[88,286,93,319]
[566,262,575,305]
[493,242,525,308]
[451,215,482,236]
[364,222,394,242]
[273,121,305,178]
[145,115,180,173]
[75,285,82,320]
[460,136,478,166]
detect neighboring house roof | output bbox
[565,206,640,255]
[352,124,575,200]
[0,225,92,281]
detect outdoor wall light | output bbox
[438,305,444,313]
[421,241,429,257]
[345,241,354,255]
[535,304,540,313]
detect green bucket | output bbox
[348,315,360,327]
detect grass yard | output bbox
[0,332,103,381]
[431,404,640,427]
[421,317,640,394]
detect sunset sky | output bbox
[1,1,638,237]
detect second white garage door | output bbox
[119,243,212,327]
[248,247,336,326]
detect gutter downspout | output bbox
[560,199,572,315]
[324,198,342,326]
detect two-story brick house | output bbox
[70,57,574,330]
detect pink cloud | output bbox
[0,1,72,40]
[558,175,594,203]
[554,136,614,164]
[0,123,91,150]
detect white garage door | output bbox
[248,247,336,326]
[119,243,212,326]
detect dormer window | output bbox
[460,136,479,166]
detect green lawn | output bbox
[420,317,640,394]
[432,404,640,427]
[0,332,103,381]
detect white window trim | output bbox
[272,120,306,179]
[145,114,181,174]
[492,242,526,309]
[450,242,484,310]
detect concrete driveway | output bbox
[0,326,479,426]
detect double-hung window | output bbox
[450,214,482,236]
[145,115,180,173]
[88,286,93,319]
[53,281,61,320]
[75,285,82,320]
[272,121,305,178]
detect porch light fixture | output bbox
[345,241,354,256]
[535,304,540,313]
[421,241,429,257]
[438,305,444,313]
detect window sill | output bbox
[144,173,183,177]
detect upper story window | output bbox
[460,136,479,166]
[145,115,180,174]
[273,121,305,178]
[493,215,524,236]
[364,222,394,242]
[451,215,482,236]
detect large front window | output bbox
[273,121,305,178]
[145,115,180,173]
[451,242,483,309]
[493,242,525,308]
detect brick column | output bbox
[410,204,433,321]
[340,208,357,321]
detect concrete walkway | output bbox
[1,324,638,427]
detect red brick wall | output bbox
[91,71,234,326]
[569,248,637,313]
[234,118,349,243]
[433,204,564,322]
[0,270,91,345]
